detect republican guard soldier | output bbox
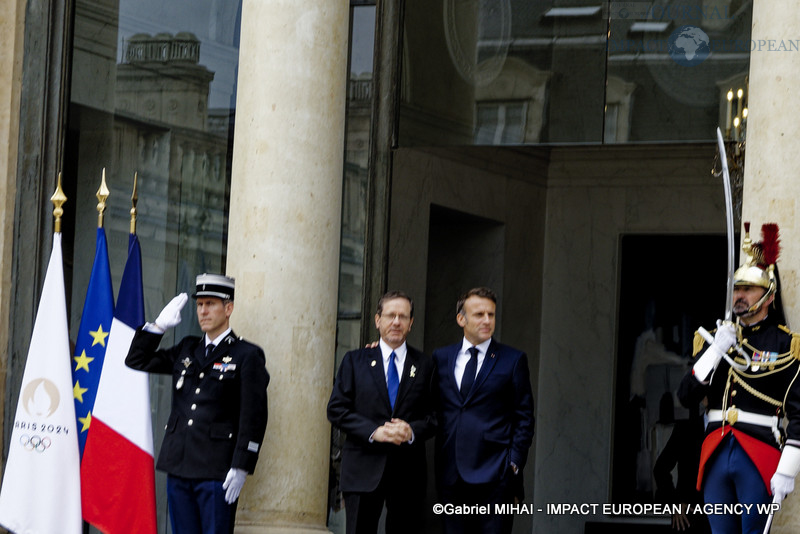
[679,224,800,534]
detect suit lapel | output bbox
[193,339,206,367]
[447,344,461,396]
[394,347,418,410]
[367,347,392,410]
[465,339,498,402]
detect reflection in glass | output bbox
[400,0,753,146]
[68,0,242,530]
[337,4,375,367]
[606,0,752,142]
[329,4,375,533]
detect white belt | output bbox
[708,408,781,444]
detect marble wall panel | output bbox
[535,144,724,533]
[390,146,547,534]
[390,144,721,533]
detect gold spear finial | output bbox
[51,172,67,233]
[96,167,110,228]
[130,171,138,234]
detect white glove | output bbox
[154,293,188,332]
[773,445,800,502]
[771,472,795,502]
[693,320,736,382]
[222,468,247,504]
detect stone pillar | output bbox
[226,1,348,532]
[742,4,800,532]
[0,0,25,461]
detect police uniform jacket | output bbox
[126,328,269,480]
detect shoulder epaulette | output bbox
[791,331,800,361]
[693,330,705,358]
[774,325,800,360]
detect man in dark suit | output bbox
[327,290,437,534]
[126,274,269,534]
[433,287,535,534]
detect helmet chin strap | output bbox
[750,278,777,315]
[736,269,777,317]
[736,287,775,318]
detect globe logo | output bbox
[668,25,711,67]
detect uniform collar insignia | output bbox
[182,357,192,368]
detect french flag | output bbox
[81,234,156,533]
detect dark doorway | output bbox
[612,234,728,506]
[423,204,505,354]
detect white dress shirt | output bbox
[379,338,407,384]
[454,337,492,389]
[205,328,232,349]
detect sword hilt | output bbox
[697,323,751,371]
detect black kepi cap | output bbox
[193,273,235,300]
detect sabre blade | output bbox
[762,494,780,534]
[716,127,735,322]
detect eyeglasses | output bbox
[380,313,411,323]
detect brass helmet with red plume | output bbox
[734,222,780,313]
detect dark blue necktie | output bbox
[387,351,400,410]
[460,346,479,399]
[205,343,215,361]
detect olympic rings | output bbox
[19,434,52,452]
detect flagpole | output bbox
[51,171,67,232]
[73,169,115,456]
[97,167,109,228]
[81,169,156,533]
[130,171,138,235]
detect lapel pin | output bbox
[410,365,416,377]
[371,360,376,367]
[490,353,496,358]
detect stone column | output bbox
[0,0,25,462]
[742,4,800,532]
[226,1,348,532]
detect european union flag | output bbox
[81,232,157,533]
[72,228,115,457]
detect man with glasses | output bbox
[327,290,437,534]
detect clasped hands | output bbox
[373,418,412,445]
